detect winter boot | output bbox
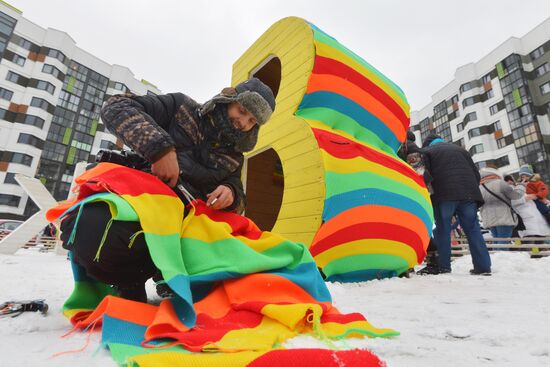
[115,283,147,303]
[417,252,440,275]
[153,271,174,299]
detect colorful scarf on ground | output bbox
[47,163,396,366]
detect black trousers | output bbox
[60,202,158,287]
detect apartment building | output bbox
[410,17,550,180]
[0,2,161,219]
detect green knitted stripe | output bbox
[323,254,410,277]
[325,171,432,215]
[177,237,315,275]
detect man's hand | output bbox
[151,149,179,187]
[207,185,234,210]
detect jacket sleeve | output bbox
[421,152,433,187]
[178,151,246,213]
[466,154,481,183]
[100,93,188,162]
[500,180,523,201]
[536,182,548,199]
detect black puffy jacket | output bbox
[422,142,483,206]
[100,93,245,212]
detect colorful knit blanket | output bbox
[47,163,396,366]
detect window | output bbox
[534,63,550,78]
[486,89,494,99]
[493,121,501,131]
[497,138,507,149]
[489,103,500,115]
[113,82,127,92]
[23,114,45,129]
[17,133,43,148]
[450,95,459,104]
[99,140,117,150]
[35,80,55,94]
[456,122,464,132]
[469,143,484,155]
[482,73,492,84]
[16,37,32,50]
[0,87,13,101]
[42,64,62,79]
[47,49,66,64]
[30,97,51,112]
[540,82,550,95]
[6,70,25,85]
[0,194,20,207]
[10,153,33,166]
[462,97,476,108]
[468,128,481,138]
[0,11,16,36]
[530,46,545,60]
[7,52,25,66]
[465,112,477,122]
[59,90,80,112]
[460,82,474,93]
[495,155,510,167]
[4,172,17,184]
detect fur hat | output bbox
[200,78,275,126]
[479,167,502,179]
[518,165,533,177]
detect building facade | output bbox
[410,17,550,180]
[0,2,161,220]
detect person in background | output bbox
[421,134,491,275]
[478,167,523,248]
[518,165,550,224]
[399,134,438,275]
[504,174,516,186]
[397,130,418,161]
[509,180,550,250]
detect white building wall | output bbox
[411,17,550,178]
[0,2,161,218]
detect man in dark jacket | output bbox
[60,78,276,301]
[101,78,275,212]
[422,134,491,275]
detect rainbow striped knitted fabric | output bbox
[47,163,396,366]
[296,23,433,281]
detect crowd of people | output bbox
[400,132,550,275]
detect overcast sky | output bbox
[7,0,550,110]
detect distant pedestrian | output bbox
[478,167,523,247]
[518,165,550,224]
[421,134,491,275]
[510,183,550,244]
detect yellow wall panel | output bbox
[283,182,325,203]
[272,215,322,234]
[233,17,324,241]
[277,198,324,220]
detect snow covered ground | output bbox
[1,249,549,367]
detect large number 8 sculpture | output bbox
[233,17,433,281]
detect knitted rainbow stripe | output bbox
[296,23,433,281]
[47,163,396,366]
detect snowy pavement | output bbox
[1,249,549,367]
